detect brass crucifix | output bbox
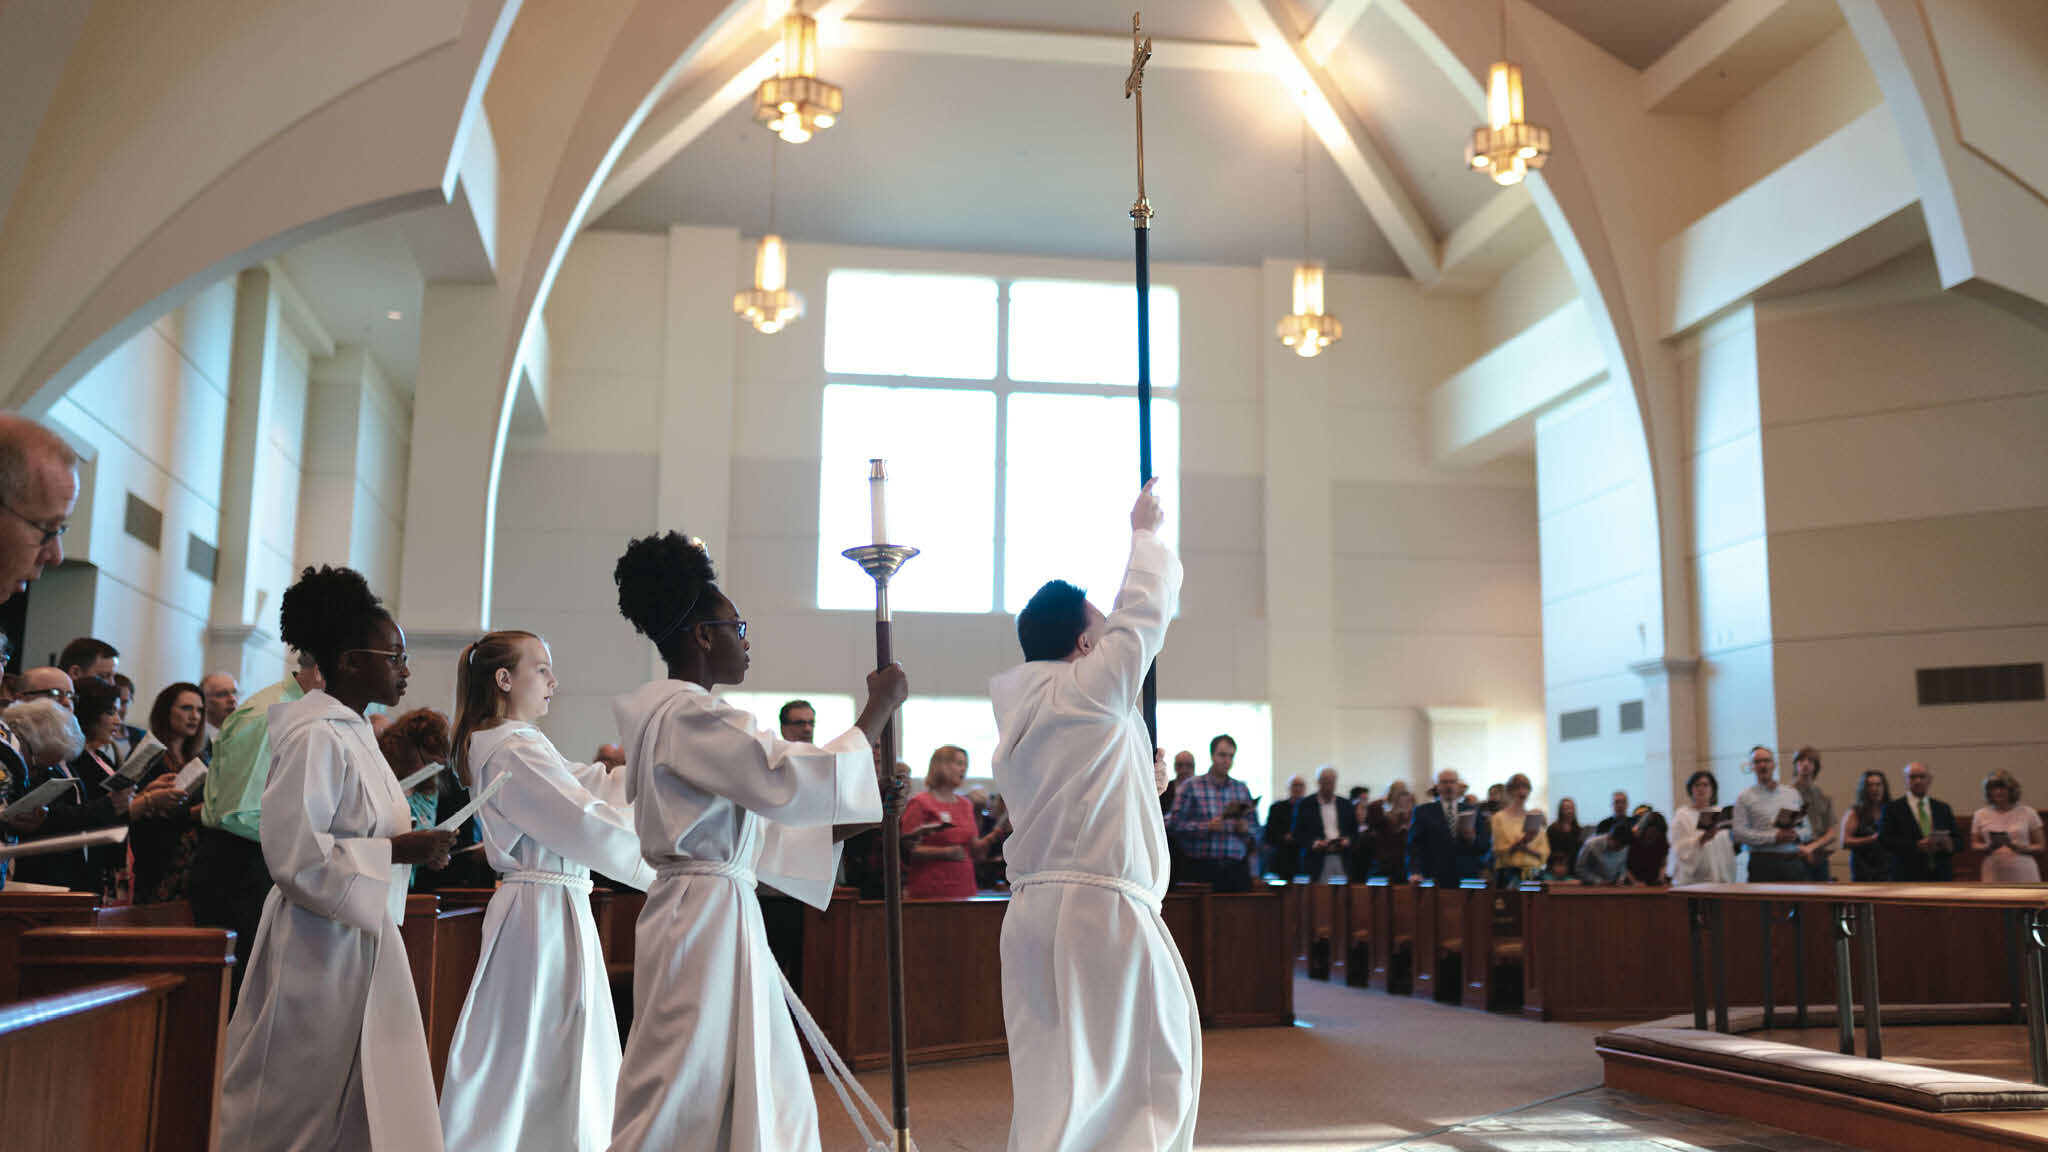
[1125,12,1153,228]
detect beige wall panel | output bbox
[1332,482,1539,561]
[1697,642,1779,763]
[1764,392,2048,533]
[1770,508,2048,641]
[526,373,662,455]
[1695,535,1775,655]
[1679,311,1760,459]
[728,456,823,537]
[1691,429,1768,556]
[546,232,668,378]
[1331,555,1542,638]
[1180,474,1264,550]
[1336,632,1543,712]
[1541,578,1655,690]
[1773,626,2048,750]
[1539,484,1657,603]
[1179,399,1265,477]
[1535,385,1640,516]
[494,451,657,533]
[1718,25,1883,200]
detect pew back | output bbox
[0,976,179,1152]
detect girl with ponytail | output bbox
[437,630,654,1152]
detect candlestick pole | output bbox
[1125,11,1160,747]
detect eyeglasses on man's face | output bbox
[0,501,67,548]
[17,686,74,704]
[344,649,411,668]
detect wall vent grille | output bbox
[1916,663,2045,706]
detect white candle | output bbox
[868,458,889,545]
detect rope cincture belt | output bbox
[501,869,593,894]
[1010,869,1164,914]
[654,856,902,1151]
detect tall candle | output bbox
[868,458,889,545]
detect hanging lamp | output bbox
[756,6,842,144]
[1467,0,1549,186]
[734,142,804,334]
[1277,118,1341,358]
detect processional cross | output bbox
[1125,13,1160,747]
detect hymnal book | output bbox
[1988,831,2013,851]
[1927,829,1955,853]
[0,776,78,818]
[1220,799,1253,820]
[1697,807,1735,832]
[1772,806,1807,830]
[171,758,208,794]
[1456,809,1477,838]
[436,772,507,831]
[0,824,127,861]
[1523,811,1547,837]
[396,762,442,792]
[110,734,166,785]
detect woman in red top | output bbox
[900,744,1001,899]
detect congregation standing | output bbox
[0,407,2040,1152]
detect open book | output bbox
[1988,830,2013,851]
[1772,806,1808,830]
[1456,809,1477,839]
[0,824,128,861]
[1522,811,1547,837]
[1696,806,1735,832]
[109,734,167,786]
[0,776,79,818]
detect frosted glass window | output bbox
[1007,280,1179,390]
[716,691,857,744]
[1156,701,1275,808]
[824,271,998,380]
[897,696,1002,791]
[1003,393,1178,613]
[817,384,996,612]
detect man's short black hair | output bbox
[59,636,117,672]
[1017,580,1090,662]
[1209,733,1236,756]
[778,699,815,726]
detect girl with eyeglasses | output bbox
[438,630,654,1151]
[217,565,458,1152]
[606,531,907,1152]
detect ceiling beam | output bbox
[589,0,866,222]
[1434,184,1546,290]
[834,19,1266,73]
[1304,0,1376,65]
[1223,0,1440,281]
[1640,0,1845,115]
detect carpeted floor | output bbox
[816,975,1627,1151]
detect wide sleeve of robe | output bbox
[262,718,394,934]
[659,698,879,831]
[490,729,654,890]
[753,723,876,909]
[1072,528,1183,715]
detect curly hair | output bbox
[378,708,453,796]
[614,532,719,664]
[279,566,388,680]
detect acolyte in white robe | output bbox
[439,724,656,1152]
[990,528,1201,1152]
[217,690,441,1152]
[606,680,881,1152]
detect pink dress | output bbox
[901,792,979,899]
[1973,804,2043,883]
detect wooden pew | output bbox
[1304,876,1346,980]
[0,890,96,1001]
[399,892,486,1088]
[1345,881,1375,987]
[797,884,1294,1070]
[16,926,234,1150]
[1460,882,1524,1012]
[1370,879,1416,994]
[0,977,184,1151]
[1413,880,1455,1001]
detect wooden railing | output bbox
[0,976,184,1152]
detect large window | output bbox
[818,271,1179,614]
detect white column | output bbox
[206,268,290,686]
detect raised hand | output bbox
[1130,477,1164,534]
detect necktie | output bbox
[1916,797,1931,836]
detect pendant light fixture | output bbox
[1467,0,1549,186]
[756,4,842,144]
[734,141,804,334]
[1277,118,1341,359]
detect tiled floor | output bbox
[1370,1087,1856,1152]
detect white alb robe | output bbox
[439,724,656,1152]
[990,528,1200,1152]
[606,680,880,1152]
[218,690,440,1152]
[1669,805,1739,884]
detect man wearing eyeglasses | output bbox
[0,413,79,601]
[15,666,77,711]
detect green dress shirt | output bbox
[199,677,305,841]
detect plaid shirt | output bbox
[1166,773,1260,861]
